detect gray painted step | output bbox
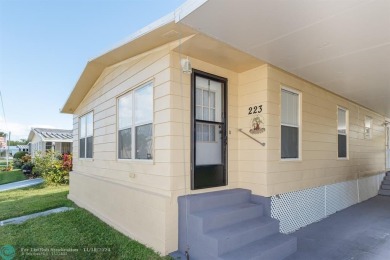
[182,189,251,213]
[379,189,390,196]
[207,217,280,256]
[191,202,263,232]
[177,189,297,260]
[220,233,297,260]
[385,176,390,181]
[383,179,390,185]
[381,184,390,190]
[386,171,390,176]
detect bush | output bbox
[21,161,34,174]
[13,151,27,160]
[13,160,23,169]
[33,151,71,185]
[13,152,29,169]
[0,164,13,172]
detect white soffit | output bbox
[178,0,390,117]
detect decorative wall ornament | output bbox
[249,115,265,134]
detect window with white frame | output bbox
[338,107,348,158]
[195,88,216,142]
[46,142,52,152]
[364,116,372,139]
[118,82,153,160]
[281,88,300,159]
[79,112,93,159]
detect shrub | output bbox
[13,152,29,169]
[13,160,23,169]
[33,151,71,185]
[21,161,34,174]
[0,164,13,172]
[13,151,27,160]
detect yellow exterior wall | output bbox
[264,65,386,195]
[237,66,269,195]
[69,43,177,254]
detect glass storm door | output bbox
[192,72,227,189]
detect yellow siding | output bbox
[264,65,385,195]
[237,66,269,195]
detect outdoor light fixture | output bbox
[181,57,192,74]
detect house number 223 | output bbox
[248,105,263,115]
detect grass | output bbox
[0,184,72,220]
[0,184,169,259]
[0,169,26,185]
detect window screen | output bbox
[364,116,372,139]
[338,108,347,158]
[117,82,153,160]
[281,89,300,159]
[79,112,93,159]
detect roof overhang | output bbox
[63,0,390,118]
[178,0,390,117]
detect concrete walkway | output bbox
[0,207,74,226]
[0,178,44,192]
[287,195,390,260]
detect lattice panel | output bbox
[271,186,325,234]
[271,175,383,234]
[325,180,358,216]
[359,174,382,202]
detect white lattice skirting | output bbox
[271,173,385,234]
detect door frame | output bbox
[190,69,228,190]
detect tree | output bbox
[0,132,5,137]
[9,139,28,146]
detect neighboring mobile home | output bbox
[28,128,73,157]
[62,0,390,258]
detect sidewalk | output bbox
[0,178,44,192]
[0,207,73,226]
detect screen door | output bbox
[192,72,227,189]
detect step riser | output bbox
[221,234,297,260]
[386,171,390,177]
[259,238,298,260]
[382,180,390,185]
[217,221,279,256]
[203,205,263,232]
[179,189,251,213]
[379,189,390,196]
[381,184,390,190]
[385,176,390,181]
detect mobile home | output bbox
[62,1,390,258]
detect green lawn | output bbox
[0,184,169,259]
[0,169,26,185]
[0,184,71,220]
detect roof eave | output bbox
[61,12,180,114]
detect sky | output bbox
[0,0,187,141]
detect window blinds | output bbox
[281,89,299,127]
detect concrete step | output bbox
[220,233,297,260]
[379,189,390,196]
[382,179,390,185]
[207,217,280,256]
[179,189,251,213]
[385,176,390,181]
[191,202,263,233]
[381,184,390,190]
[386,171,390,176]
